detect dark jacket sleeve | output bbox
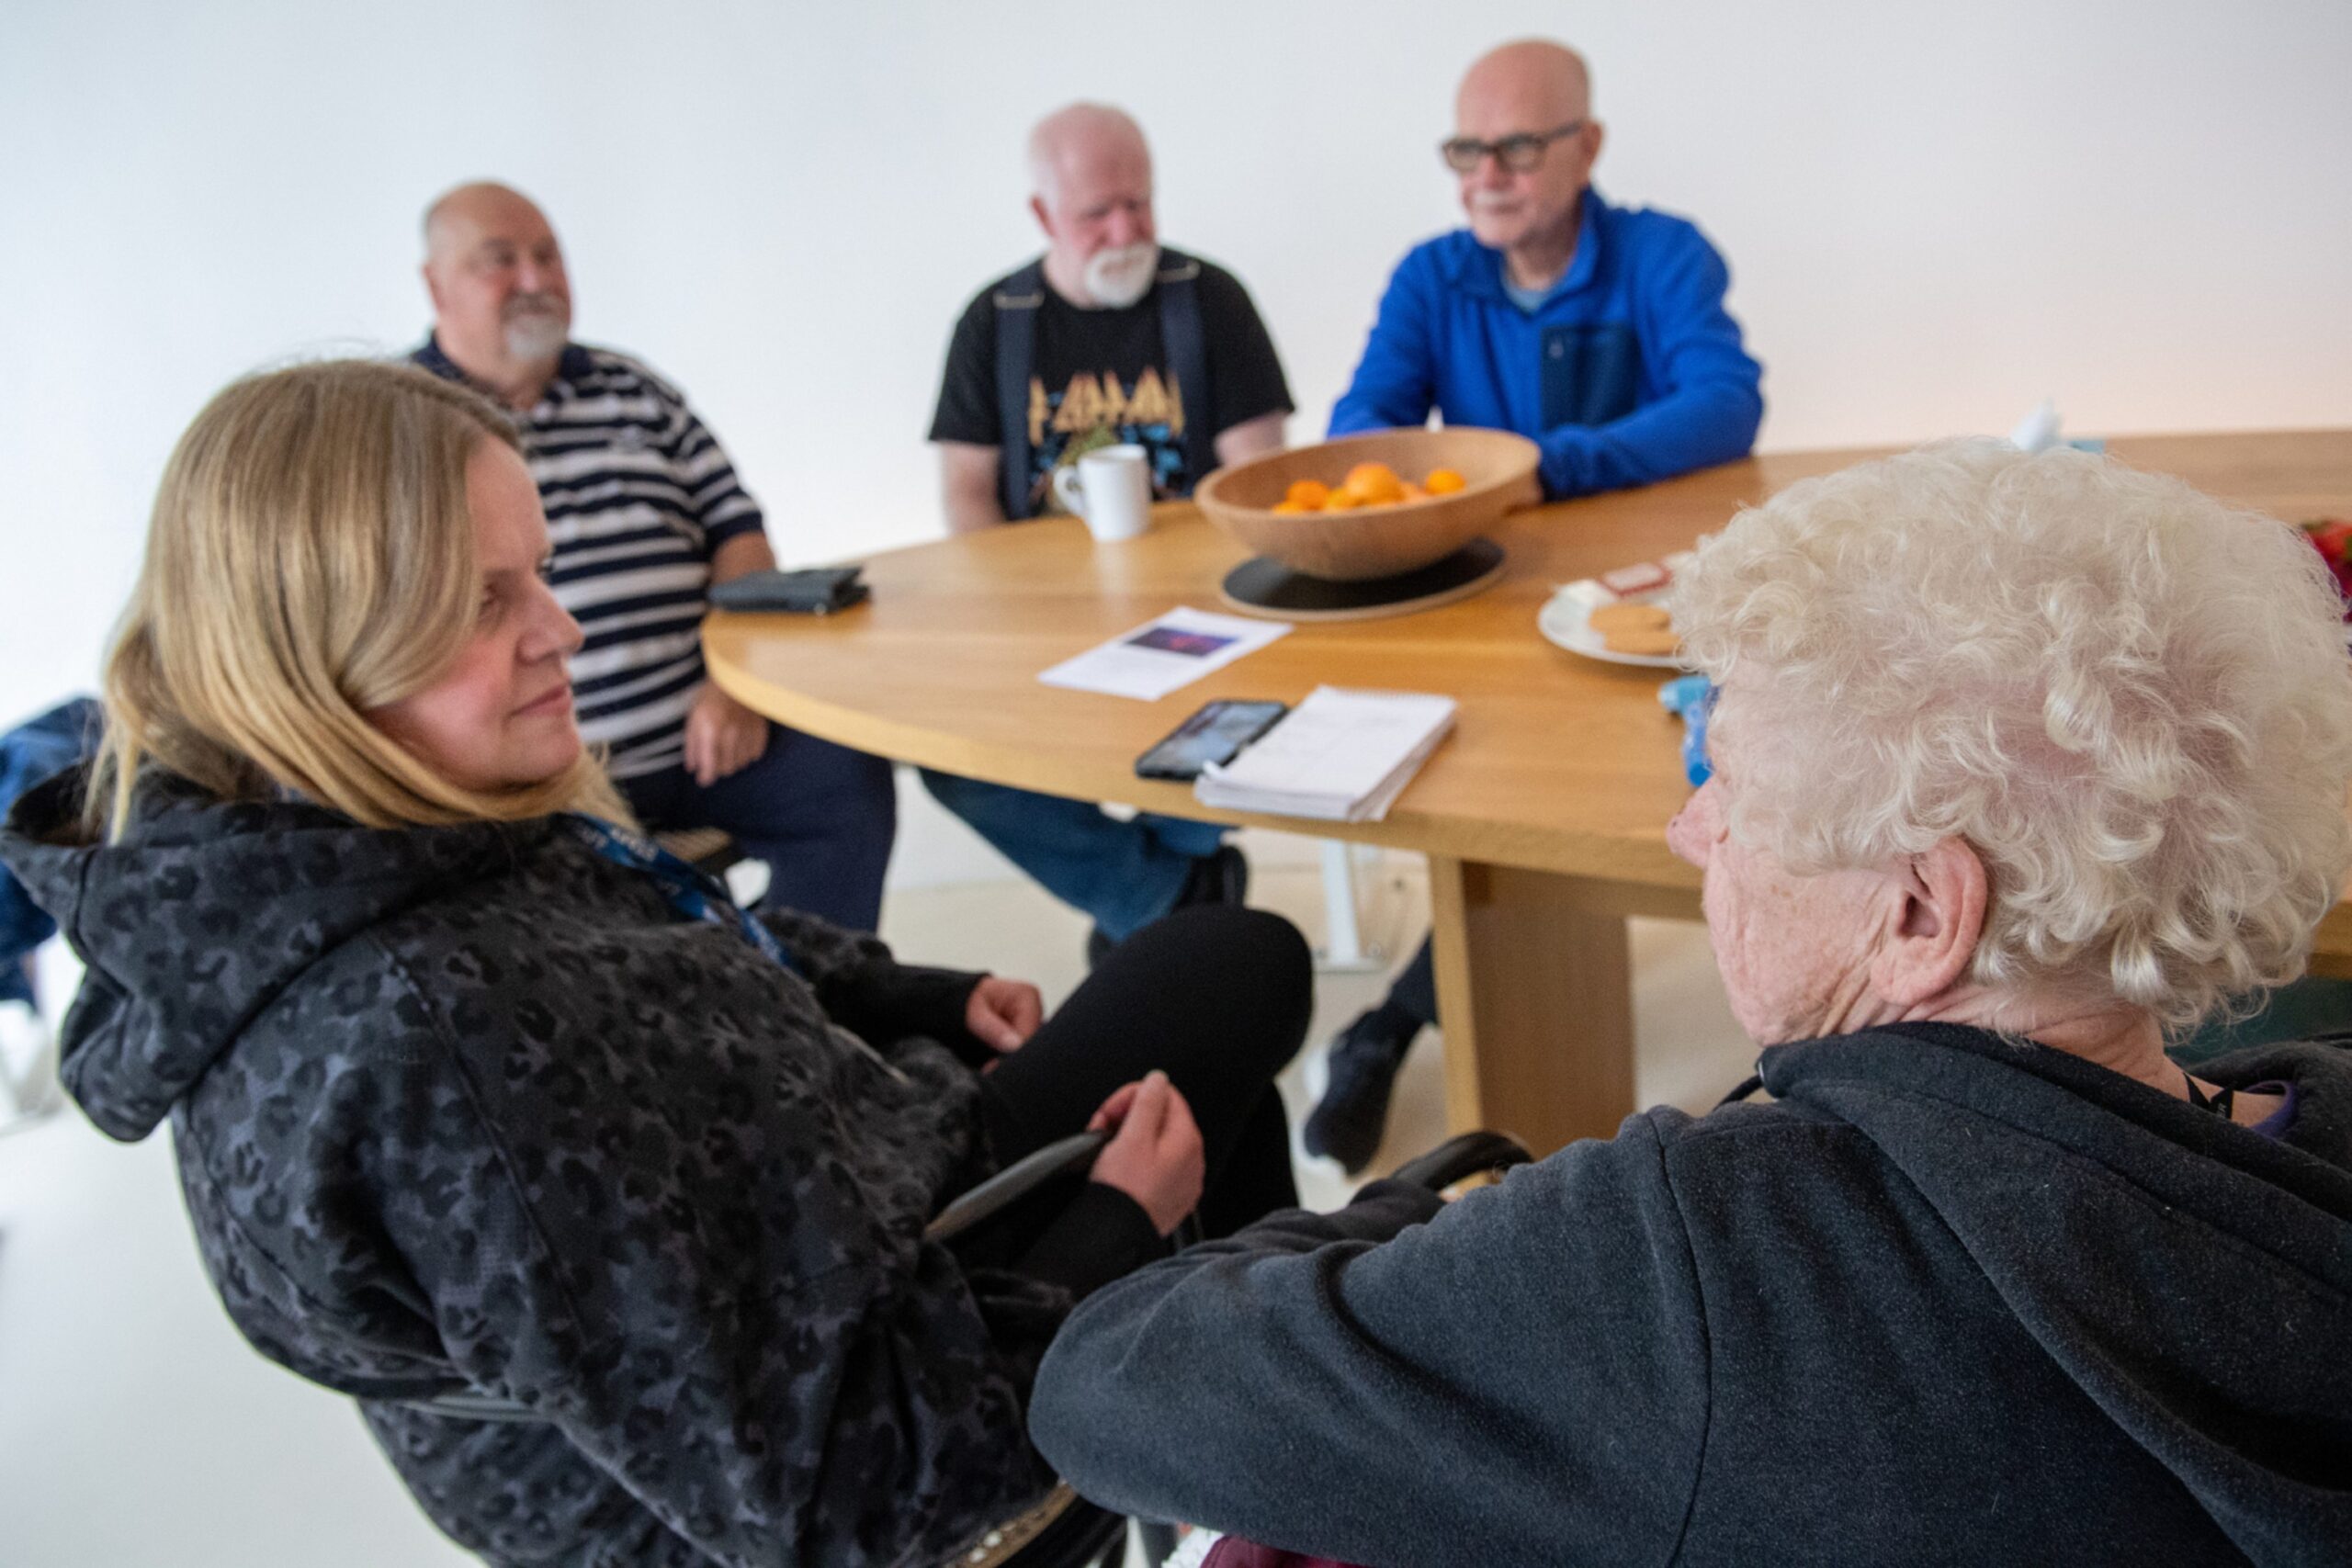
[378,946,1065,1567]
[1027,1121,1713,1566]
[757,905,992,1062]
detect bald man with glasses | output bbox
[1309,40,1764,1171]
[1330,39,1762,497]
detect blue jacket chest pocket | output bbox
[1539,322,1641,430]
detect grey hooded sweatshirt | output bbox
[1030,1021,2352,1565]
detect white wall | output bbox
[6,0,2350,775]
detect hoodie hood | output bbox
[1764,1022,2352,1562]
[0,765,539,1142]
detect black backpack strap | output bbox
[1154,247,1215,497]
[990,260,1047,520]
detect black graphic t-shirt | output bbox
[929,255,1293,518]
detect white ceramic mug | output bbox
[1052,445,1154,540]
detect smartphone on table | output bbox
[1133,699,1288,782]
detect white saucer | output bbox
[1538,582,1688,669]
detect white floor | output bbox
[0,828,1752,1567]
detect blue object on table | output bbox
[1657,673,1714,788]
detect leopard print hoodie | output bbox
[2,768,1070,1566]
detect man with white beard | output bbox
[411,182,898,932]
[930,103,1291,530]
[925,106,1291,962]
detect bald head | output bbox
[418,181,572,404]
[423,182,553,263]
[1025,104,1159,308]
[1027,104,1152,215]
[1456,39,1591,131]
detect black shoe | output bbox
[1304,1006,1421,1173]
[1176,842,1249,911]
[1086,844,1250,968]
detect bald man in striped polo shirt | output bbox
[413,182,895,931]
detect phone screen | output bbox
[1135,699,1288,780]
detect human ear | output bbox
[1872,837,1986,1008]
[1029,196,1053,238]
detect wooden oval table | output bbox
[707,430,2352,1156]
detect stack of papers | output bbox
[1195,686,1456,822]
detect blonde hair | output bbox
[1672,440,2352,1031]
[94,358,630,835]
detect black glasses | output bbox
[1440,121,1586,174]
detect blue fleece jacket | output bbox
[1329,187,1764,499]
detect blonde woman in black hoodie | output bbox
[2,358,1310,1566]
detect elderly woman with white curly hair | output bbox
[1024,441,2352,1567]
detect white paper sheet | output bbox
[1035,607,1293,702]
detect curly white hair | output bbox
[1671,439,2352,1029]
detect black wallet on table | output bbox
[708,566,869,615]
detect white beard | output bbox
[1082,243,1159,309]
[502,299,569,362]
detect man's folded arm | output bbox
[1537,232,1762,496]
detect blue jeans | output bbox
[919,770,1226,941]
[620,725,897,933]
[2,697,104,1006]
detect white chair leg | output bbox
[1314,840,1385,973]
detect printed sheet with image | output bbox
[1036,607,1293,701]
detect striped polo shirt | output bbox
[413,337,768,779]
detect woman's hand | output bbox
[1087,1071,1204,1236]
[965,976,1043,1055]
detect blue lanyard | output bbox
[561,816,798,975]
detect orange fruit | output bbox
[1285,479,1331,509]
[1400,481,1430,502]
[1271,500,1307,514]
[1321,490,1363,511]
[1424,468,1466,494]
[1340,462,1407,505]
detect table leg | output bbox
[1426,856,1640,1156]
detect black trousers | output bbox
[975,905,1311,1249]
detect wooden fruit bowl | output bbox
[1194,427,1543,581]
